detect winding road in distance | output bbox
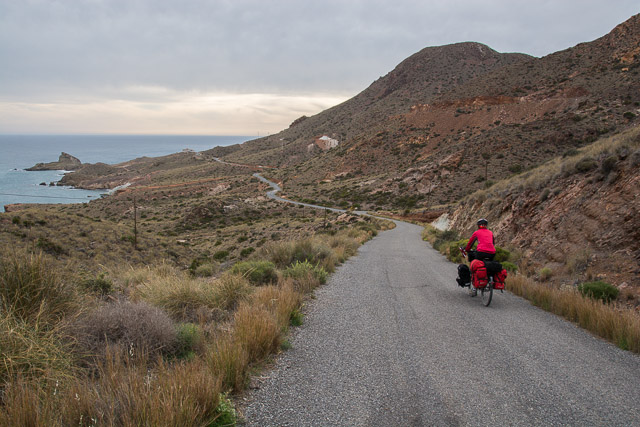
[239,174,640,426]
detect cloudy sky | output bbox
[0,1,637,135]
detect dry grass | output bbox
[252,280,303,330]
[0,348,223,426]
[131,270,252,321]
[0,250,78,325]
[469,126,640,199]
[0,312,76,385]
[233,303,281,362]
[206,333,249,393]
[507,274,640,353]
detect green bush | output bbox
[494,247,511,263]
[283,260,328,285]
[539,267,553,281]
[578,281,619,303]
[80,273,113,296]
[446,239,468,263]
[502,261,518,272]
[240,247,255,257]
[194,263,217,277]
[175,323,202,359]
[575,157,597,173]
[231,261,277,285]
[213,250,229,261]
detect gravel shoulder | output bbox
[241,221,640,426]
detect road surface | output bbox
[241,220,640,426]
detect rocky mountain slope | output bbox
[211,14,640,213]
[448,126,640,293]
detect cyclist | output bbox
[463,218,496,262]
[463,218,496,296]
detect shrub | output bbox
[508,164,523,174]
[291,239,332,266]
[213,250,229,260]
[72,300,178,361]
[79,273,113,296]
[578,281,619,303]
[0,250,77,324]
[36,236,67,256]
[493,247,511,263]
[539,267,553,281]
[240,247,255,257]
[502,261,518,272]
[600,155,617,175]
[212,273,254,312]
[231,260,278,285]
[575,157,597,173]
[46,350,222,426]
[283,260,328,291]
[194,262,217,277]
[175,322,202,359]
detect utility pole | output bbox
[133,196,138,250]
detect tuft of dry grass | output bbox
[131,270,252,321]
[507,274,640,353]
[0,250,77,325]
[0,312,76,385]
[206,333,249,393]
[233,303,281,362]
[252,280,303,331]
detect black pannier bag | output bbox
[484,261,503,276]
[457,264,471,287]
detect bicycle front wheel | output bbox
[481,282,493,307]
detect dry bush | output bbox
[233,303,281,362]
[206,333,249,393]
[507,274,640,353]
[0,250,77,324]
[72,300,178,362]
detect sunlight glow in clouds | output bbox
[0,91,349,135]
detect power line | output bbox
[0,192,98,200]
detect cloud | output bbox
[0,0,637,133]
[0,90,348,135]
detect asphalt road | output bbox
[241,220,640,426]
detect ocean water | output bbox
[0,134,251,212]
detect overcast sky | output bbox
[0,1,637,135]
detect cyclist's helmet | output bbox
[477,218,488,228]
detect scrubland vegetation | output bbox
[0,221,386,425]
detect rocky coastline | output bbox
[26,152,82,171]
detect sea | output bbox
[0,134,252,212]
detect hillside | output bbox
[448,126,640,292]
[212,14,640,212]
[207,42,530,166]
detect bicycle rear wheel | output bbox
[481,281,493,306]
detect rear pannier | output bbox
[470,259,489,289]
[457,264,471,287]
[494,268,508,290]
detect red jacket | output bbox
[465,228,496,254]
